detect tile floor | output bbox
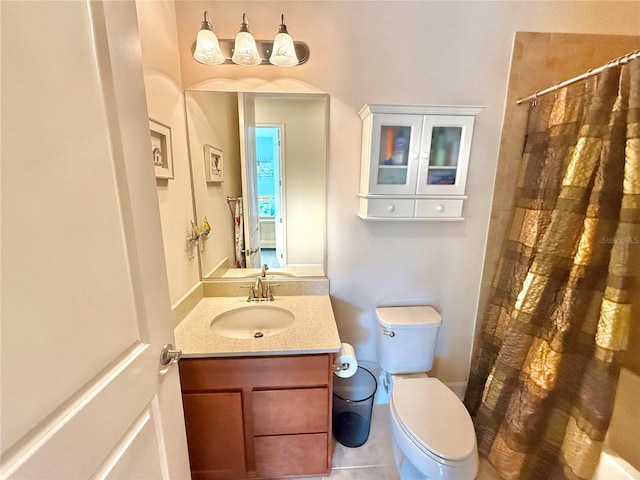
[325,404,400,479]
[318,403,632,480]
[316,404,499,480]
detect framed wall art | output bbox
[204,144,224,183]
[149,119,174,179]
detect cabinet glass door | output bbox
[368,114,423,194]
[417,116,474,195]
[426,126,461,185]
[377,125,411,184]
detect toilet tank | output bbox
[376,306,441,374]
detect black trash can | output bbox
[332,366,377,448]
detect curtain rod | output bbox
[516,49,640,105]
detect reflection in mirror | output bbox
[185,91,328,279]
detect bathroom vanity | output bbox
[179,354,333,479]
[174,295,341,480]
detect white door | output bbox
[255,125,286,268]
[1,2,191,479]
[238,93,262,268]
[273,127,286,268]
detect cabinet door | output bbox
[367,113,423,194]
[182,392,246,480]
[417,115,475,195]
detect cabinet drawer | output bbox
[415,198,463,218]
[253,388,329,436]
[360,197,415,218]
[254,433,329,478]
[179,354,330,391]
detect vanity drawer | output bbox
[415,198,463,218]
[359,197,415,218]
[254,433,329,478]
[253,388,329,436]
[179,354,330,391]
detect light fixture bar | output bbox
[192,38,310,66]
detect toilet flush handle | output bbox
[382,330,395,337]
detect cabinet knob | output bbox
[422,153,429,159]
[411,152,419,159]
[388,205,395,212]
[436,204,445,212]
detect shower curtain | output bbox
[465,57,639,479]
[234,198,246,268]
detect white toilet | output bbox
[376,306,478,480]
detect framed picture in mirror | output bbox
[204,144,224,183]
[149,119,174,179]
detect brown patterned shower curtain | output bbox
[464,58,639,479]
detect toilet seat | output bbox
[390,375,476,463]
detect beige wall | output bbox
[147,1,638,391]
[136,1,200,305]
[185,91,242,276]
[255,96,327,267]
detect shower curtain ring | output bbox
[585,68,595,89]
[618,53,630,66]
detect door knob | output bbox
[160,344,182,366]
[242,248,258,256]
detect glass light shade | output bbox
[193,28,225,65]
[269,32,298,67]
[232,31,261,66]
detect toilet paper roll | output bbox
[333,343,358,378]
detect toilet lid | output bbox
[391,376,476,462]
[376,306,441,329]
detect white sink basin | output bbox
[241,272,296,278]
[210,305,295,339]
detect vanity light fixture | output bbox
[269,15,299,67]
[193,11,225,65]
[232,13,261,66]
[191,11,309,66]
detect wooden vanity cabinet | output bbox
[178,354,334,480]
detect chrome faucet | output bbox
[253,275,265,299]
[245,265,278,302]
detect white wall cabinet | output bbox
[358,104,483,220]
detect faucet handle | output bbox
[244,285,257,302]
[264,283,280,301]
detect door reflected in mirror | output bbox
[255,126,283,268]
[185,91,328,279]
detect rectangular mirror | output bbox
[185,91,328,279]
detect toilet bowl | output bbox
[375,306,478,480]
[389,374,477,479]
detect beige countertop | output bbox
[174,295,342,358]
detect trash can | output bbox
[332,366,377,448]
